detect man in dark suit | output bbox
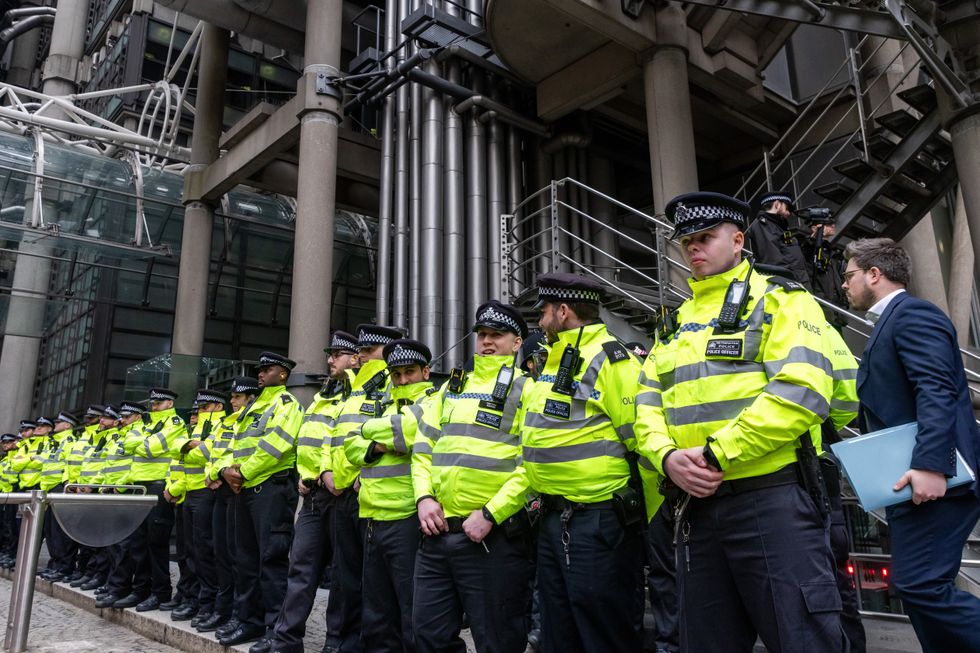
[843,237,980,653]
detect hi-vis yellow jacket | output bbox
[521,324,642,503]
[297,373,352,484]
[635,259,835,480]
[322,359,389,491]
[231,385,302,488]
[345,379,431,520]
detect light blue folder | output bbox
[830,422,976,511]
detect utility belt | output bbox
[261,470,293,485]
[711,462,802,499]
[542,489,645,530]
[444,509,531,539]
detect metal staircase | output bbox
[735,35,958,242]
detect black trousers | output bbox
[212,484,237,618]
[237,473,297,631]
[106,480,174,599]
[1,504,19,554]
[537,507,644,653]
[184,488,217,612]
[362,516,418,653]
[174,503,198,602]
[677,483,844,653]
[80,546,110,579]
[324,489,365,653]
[272,487,335,653]
[647,502,679,653]
[829,494,865,653]
[414,526,531,653]
[43,484,78,574]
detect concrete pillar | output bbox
[947,189,974,346]
[0,0,89,432]
[859,37,910,116]
[288,0,344,404]
[643,4,698,293]
[171,25,229,357]
[950,111,980,299]
[900,214,949,314]
[589,155,618,282]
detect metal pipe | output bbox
[465,71,488,322]
[6,491,45,653]
[442,0,465,363]
[420,56,444,357]
[486,88,505,301]
[531,141,553,276]
[0,15,53,50]
[505,118,523,297]
[589,156,618,282]
[454,94,549,137]
[375,0,398,325]
[576,148,593,269]
[409,0,423,338]
[392,0,412,329]
[2,7,57,23]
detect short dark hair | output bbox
[565,301,600,322]
[843,238,911,287]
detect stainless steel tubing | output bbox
[392,0,411,328]
[443,56,466,363]
[420,56,444,356]
[466,72,488,319]
[374,0,398,325]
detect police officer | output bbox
[521,275,645,653]
[319,324,402,653]
[635,191,843,652]
[0,433,21,566]
[746,190,811,288]
[412,302,535,653]
[208,376,260,637]
[802,218,848,329]
[36,413,80,581]
[101,388,186,611]
[267,332,357,653]
[344,338,432,653]
[217,352,303,650]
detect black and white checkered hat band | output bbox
[674,203,745,225]
[196,392,225,405]
[259,355,289,367]
[477,307,521,333]
[57,413,78,426]
[761,194,793,206]
[385,345,429,367]
[36,418,53,427]
[19,421,35,429]
[119,402,144,415]
[150,389,176,401]
[85,406,104,417]
[538,286,601,303]
[359,331,395,346]
[233,381,258,394]
[104,407,121,419]
[330,335,358,351]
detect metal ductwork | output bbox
[0,14,53,50]
[154,0,305,54]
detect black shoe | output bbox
[70,574,91,588]
[95,593,123,609]
[135,595,162,612]
[216,618,240,638]
[66,571,84,582]
[190,610,212,628]
[195,613,227,633]
[94,585,109,595]
[80,576,105,591]
[42,571,65,582]
[249,636,273,653]
[219,625,264,647]
[112,593,149,609]
[171,603,198,621]
[158,596,183,611]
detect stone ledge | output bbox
[0,568,250,653]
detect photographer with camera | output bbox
[746,191,812,288]
[799,208,849,329]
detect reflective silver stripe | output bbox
[233,447,256,459]
[764,380,829,418]
[241,428,263,439]
[418,418,441,442]
[304,413,332,424]
[638,372,661,390]
[660,359,765,391]
[66,461,83,466]
[500,375,529,434]
[134,456,171,464]
[183,466,205,474]
[764,346,833,378]
[270,425,296,447]
[830,399,859,412]
[391,415,407,454]
[41,469,63,476]
[616,423,635,442]
[638,455,657,472]
[298,437,323,448]
[336,413,372,425]
[102,465,129,473]
[833,368,857,381]
[576,349,608,402]
[523,439,627,463]
[440,422,520,446]
[665,397,755,426]
[329,436,347,447]
[523,412,611,431]
[360,463,411,479]
[171,465,185,472]
[742,295,768,360]
[431,452,516,473]
[413,441,433,455]
[636,392,662,408]
[79,470,100,477]
[258,439,285,459]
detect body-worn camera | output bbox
[795,206,833,225]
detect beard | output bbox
[847,285,876,312]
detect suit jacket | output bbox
[857,291,980,496]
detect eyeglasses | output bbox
[842,268,867,282]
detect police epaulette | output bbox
[765,275,807,293]
[425,386,439,396]
[281,394,293,404]
[602,341,631,364]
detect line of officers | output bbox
[0,191,868,653]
